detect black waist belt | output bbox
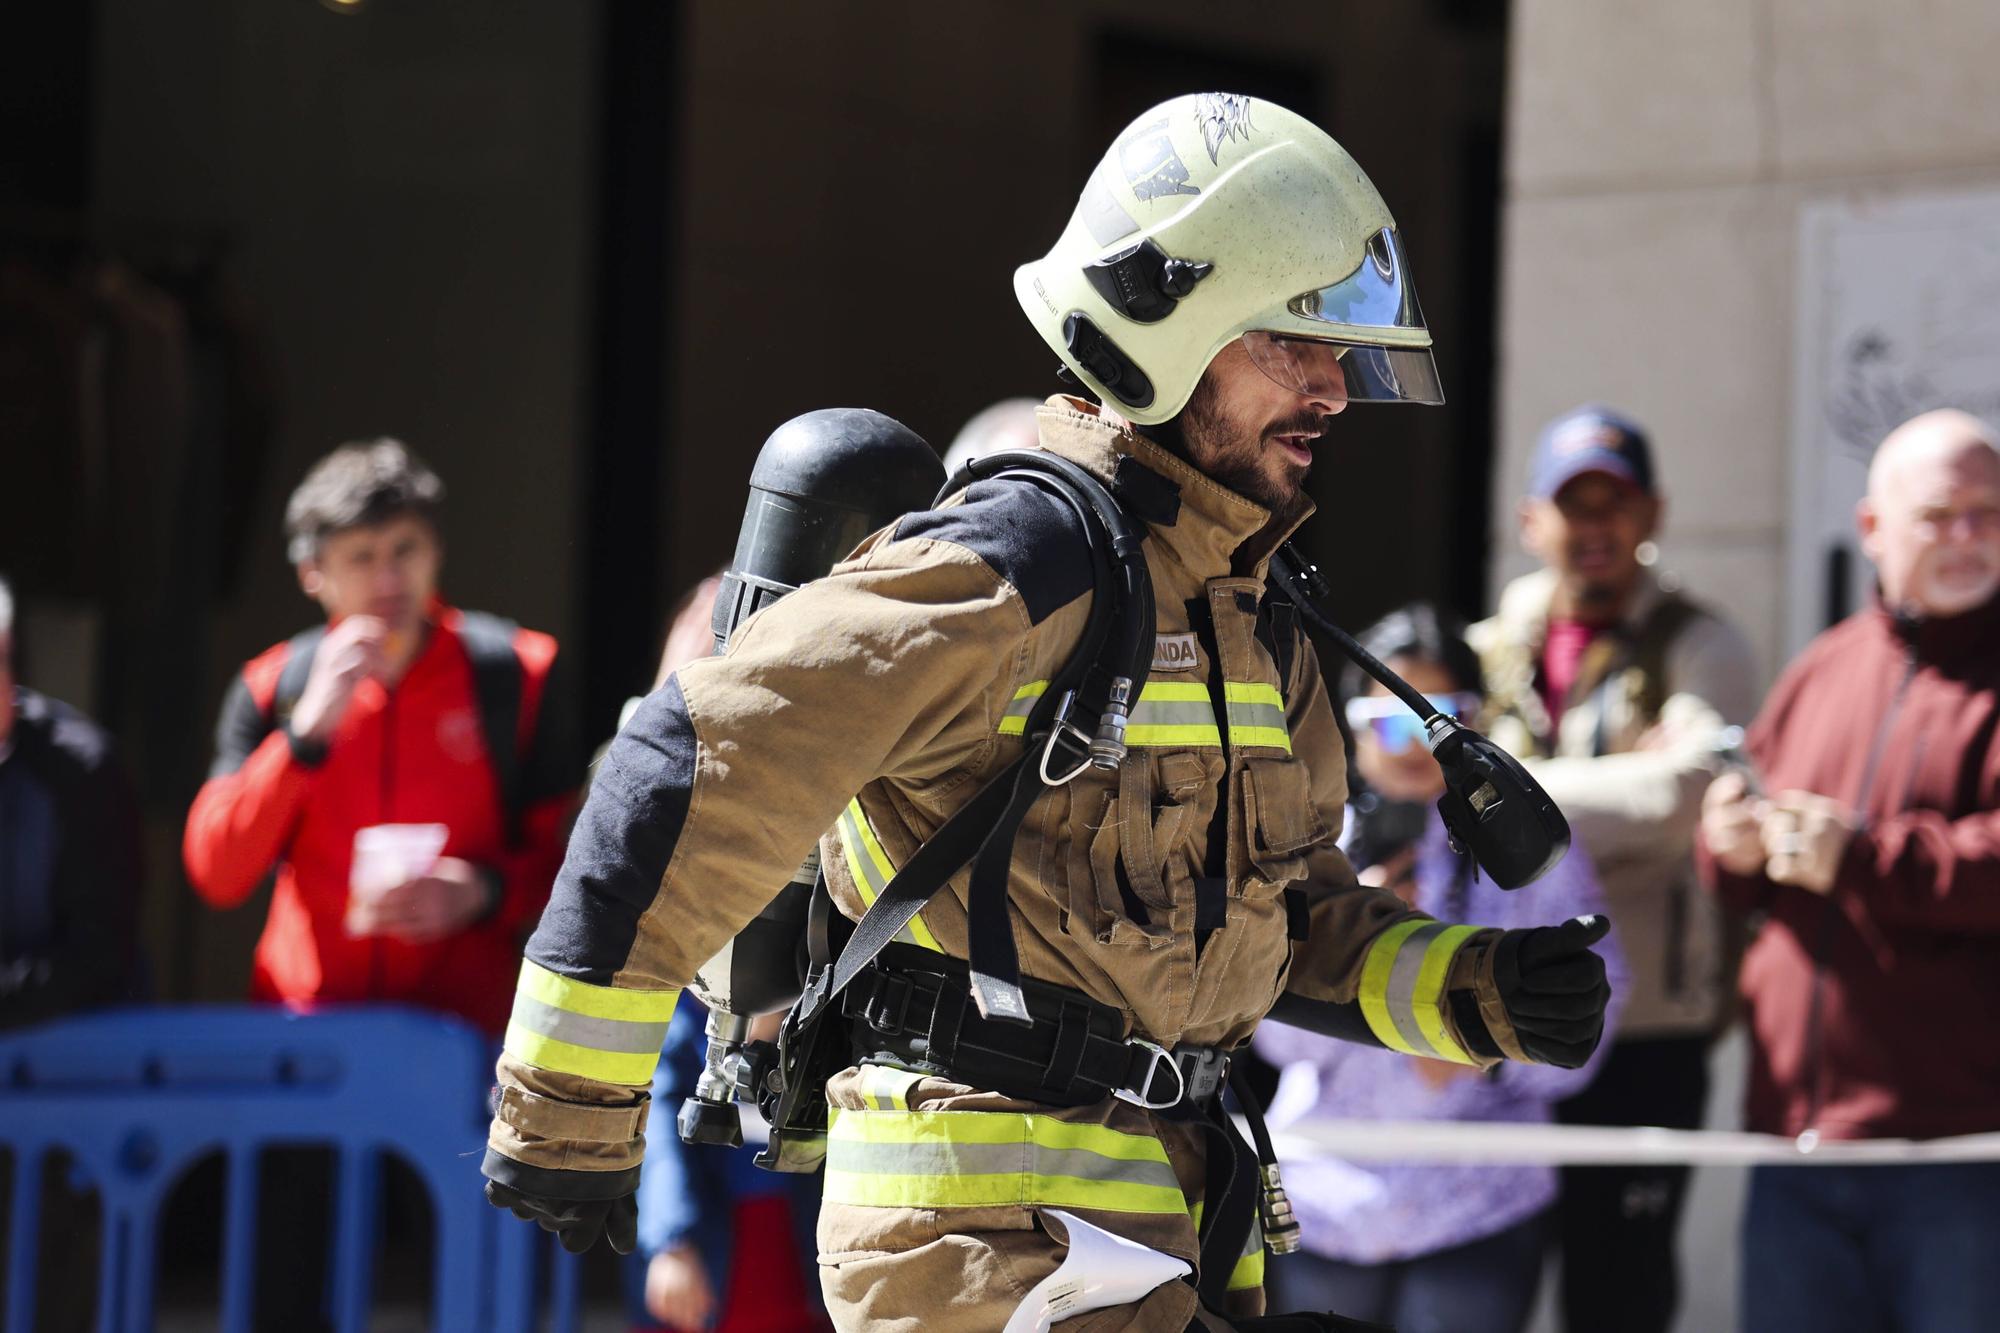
[842,944,1231,1113]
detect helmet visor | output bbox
[1289,227,1427,334]
[1242,331,1446,406]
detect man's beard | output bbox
[1179,381,1316,522]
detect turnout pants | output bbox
[814,1064,1267,1332]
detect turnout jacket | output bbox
[491,400,1507,1180]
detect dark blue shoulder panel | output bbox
[893,478,1094,625]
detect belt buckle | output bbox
[1184,1049,1230,1104]
[1115,1037,1187,1111]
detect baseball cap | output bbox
[1529,406,1656,500]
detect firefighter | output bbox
[482,95,1612,1331]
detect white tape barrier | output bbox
[1263,1117,2000,1167]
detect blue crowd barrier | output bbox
[0,1005,585,1333]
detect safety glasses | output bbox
[1241,332,1445,407]
[1344,692,1481,753]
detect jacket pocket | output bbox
[1239,756,1324,897]
[1058,781,1144,946]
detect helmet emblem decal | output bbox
[1119,118,1200,202]
[1193,93,1255,164]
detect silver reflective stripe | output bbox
[1383,922,1450,1058]
[1127,700,1219,728]
[1224,700,1288,733]
[509,994,671,1056]
[828,1138,1182,1195]
[1002,687,1044,726]
[862,1065,926,1112]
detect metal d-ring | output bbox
[1114,1038,1188,1111]
[1037,690,1097,786]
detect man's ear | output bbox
[296,559,324,602]
[1855,496,1882,564]
[1516,497,1544,559]
[1642,492,1666,541]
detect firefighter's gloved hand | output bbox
[1458,915,1612,1069]
[482,1151,639,1254]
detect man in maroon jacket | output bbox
[1699,408,2000,1332]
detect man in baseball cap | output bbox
[1470,404,1758,1333]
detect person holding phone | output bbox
[1698,410,2000,1332]
[1256,604,1627,1333]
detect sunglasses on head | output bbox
[1344,692,1482,753]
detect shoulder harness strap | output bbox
[794,451,1155,1032]
[455,611,529,847]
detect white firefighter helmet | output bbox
[1013,93,1442,425]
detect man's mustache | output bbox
[1264,414,1331,442]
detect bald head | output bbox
[1859,409,2000,617]
[942,398,1043,474]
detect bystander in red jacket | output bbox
[185,440,578,1035]
[186,603,575,1034]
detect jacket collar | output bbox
[1030,396,1315,582]
[1492,564,1674,650]
[1867,584,2000,667]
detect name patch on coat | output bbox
[1152,633,1201,672]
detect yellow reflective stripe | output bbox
[831,1107,1174,1159]
[997,680,1049,736]
[825,1108,1187,1215]
[1358,919,1430,1056]
[502,1023,659,1086]
[859,1064,926,1111]
[1224,681,1292,753]
[838,799,944,953]
[999,679,1255,748]
[1411,924,1482,1065]
[1358,919,1482,1063]
[1223,682,1284,709]
[1130,680,1222,747]
[515,959,678,1024]
[1188,1201,1266,1290]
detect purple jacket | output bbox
[1254,811,1628,1263]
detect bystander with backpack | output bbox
[184,438,580,1035]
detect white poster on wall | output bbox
[1787,186,2000,655]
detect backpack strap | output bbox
[454,611,529,848]
[1587,592,1702,758]
[1629,593,1702,723]
[795,453,1151,1032]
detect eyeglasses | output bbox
[1344,692,1481,753]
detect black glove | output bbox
[481,1150,639,1255]
[1456,915,1612,1069]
